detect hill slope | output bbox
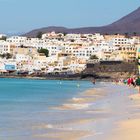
[24,7,140,37]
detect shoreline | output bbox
[40,83,139,140]
[0,75,81,80]
[0,75,115,82]
[33,84,107,140]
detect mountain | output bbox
[24,7,140,37]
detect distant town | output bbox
[0,32,139,76]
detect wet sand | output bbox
[53,88,107,110]
[31,83,140,140]
[32,118,94,140]
[34,130,90,140]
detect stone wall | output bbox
[82,61,138,79]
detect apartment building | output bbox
[0,40,10,54]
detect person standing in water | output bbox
[92,79,96,85]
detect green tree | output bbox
[90,55,98,59]
[38,48,49,57]
[0,53,12,59]
[5,53,12,59]
[0,36,7,41]
[133,32,137,36]
[36,31,43,39]
[63,32,67,36]
[104,33,109,35]
[124,32,129,38]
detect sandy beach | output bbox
[35,83,140,140]
[106,92,140,140]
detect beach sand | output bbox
[107,93,140,140]
[108,118,140,140]
[32,83,140,140]
[34,130,90,140]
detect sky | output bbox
[0,0,140,34]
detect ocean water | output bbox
[0,78,96,140]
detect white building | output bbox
[112,37,132,47]
[0,40,10,54]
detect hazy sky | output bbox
[0,0,140,34]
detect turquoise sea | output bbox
[0,78,96,140]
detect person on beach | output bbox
[127,77,136,87]
[131,77,136,87]
[136,77,140,94]
[123,79,127,85]
[92,79,96,85]
[127,77,132,86]
[115,79,119,84]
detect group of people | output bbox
[116,76,140,93]
[126,77,136,87]
[125,77,140,87]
